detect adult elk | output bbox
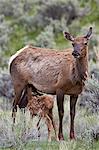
[9,27,92,140]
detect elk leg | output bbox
[48,109,59,141]
[70,95,78,139]
[56,90,64,140]
[12,94,21,131]
[12,85,25,125]
[12,99,17,124]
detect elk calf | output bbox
[27,86,58,142]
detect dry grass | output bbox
[0,95,99,149]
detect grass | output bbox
[0,98,99,150]
[0,140,99,150]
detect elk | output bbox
[26,85,58,142]
[9,27,92,140]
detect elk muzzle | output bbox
[72,44,81,58]
[72,51,80,58]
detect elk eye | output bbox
[72,43,74,47]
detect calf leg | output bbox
[56,90,64,140]
[45,115,53,142]
[48,109,59,141]
[70,95,78,139]
[37,117,42,139]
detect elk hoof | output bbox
[58,134,64,141]
[70,132,75,140]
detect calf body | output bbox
[27,87,58,141]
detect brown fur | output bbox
[10,27,92,140]
[27,95,53,116]
[27,87,58,142]
[10,45,88,95]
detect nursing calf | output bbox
[26,86,58,142]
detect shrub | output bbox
[79,77,99,113]
[0,69,14,101]
[0,15,12,52]
[18,15,36,32]
[33,25,56,48]
[0,0,34,18]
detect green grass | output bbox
[24,141,59,150]
[0,140,99,150]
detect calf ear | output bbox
[84,27,92,40]
[63,31,74,41]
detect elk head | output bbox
[64,27,92,58]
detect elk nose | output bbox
[72,51,80,58]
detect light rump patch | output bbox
[8,45,30,70]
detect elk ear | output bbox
[63,31,74,41]
[84,27,92,40]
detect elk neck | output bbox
[76,46,88,82]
